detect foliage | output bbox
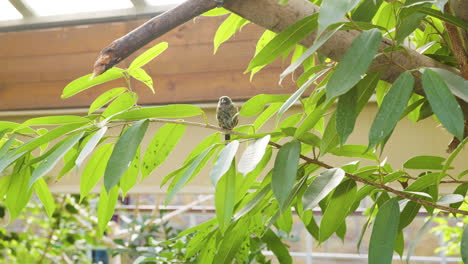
[431,201,468,257]
[1,0,468,263]
[0,195,103,263]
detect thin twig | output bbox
[113,118,468,215]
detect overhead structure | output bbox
[0,0,183,32]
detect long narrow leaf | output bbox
[326,29,382,99]
[368,72,414,149]
[272,140,301,208]
[104,120,149,191]
[369,198,400,264]
[422,69,464,140]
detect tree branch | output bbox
[118,118,468,215]
[92,0,217,77]
[92,0,468,119]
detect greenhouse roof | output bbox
[0,0,183,32]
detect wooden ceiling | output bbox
[0,16,296,110]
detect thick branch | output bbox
[93,0,468,118]
[92,0,216,77]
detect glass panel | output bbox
[23,0,134,16]
[0,1,23,21]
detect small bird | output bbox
[216,96,238,140]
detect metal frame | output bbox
[1,0,178,32]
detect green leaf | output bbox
[398,201,421,230]
[97,186,119,237]
[319,179,356,242]
[352,0,384,22]
[104,120,149,191]
[6,166,33,220]
[330,145,377,160]
[277,69,329,122]
[210,140,240,186]
[234,184,271,220]
[405,172,440,192]
[0,136,17,158]
[18,115,89,129]
[326,29,382,99]
[75,126,108,169]
[0,151,26,175]
[165,145,218,204]
[238,135,271,175]
[120,146,140,196]
[403,155,445,170]
[303,168,345,210]
[281,127,321,147]
[89,87,127,114]
[14,123,86,155]
[0,174,12,200]
[30,132,85,187]
[214,13,248,54]
[396,4,427,43]
[422,69,464,140]
[416,6,468,30]
[272,140,301,208]
[261,229,292,264]
[394,231,404,257]
[368,72,414,149]
[62,68,125,98]
[215,162,236,232]
[320,114,340,156]
[246,14,319,72]
[240,94,290,117]
[427,68,468,102]
[369,198,400,264]
[111,105,204,120]
[254,103,282,130]
[128,42,168,70]
[128,68,154,93]
[280,26,341,82]
[213,218,250,263]
[318,0,360,33]
[142,123,186,179]
[34,178,56,218]
[101,92,137,118]
[295,100,333,138]
[336,87,357,145]
[462,224,468,263]
[250,30,277,79]
[0,121,35,134]
[185,222,216,258]
[161,133,220,187]
[80,143,114,202]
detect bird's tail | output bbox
[225,134,231,141]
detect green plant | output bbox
[431,201,468,257]
[1,0,468,263]
[0,194,103,264]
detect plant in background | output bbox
[0,0,467,263]
[431,200,468,257]
[0,194,104,263]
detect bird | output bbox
[216,96,238,140]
